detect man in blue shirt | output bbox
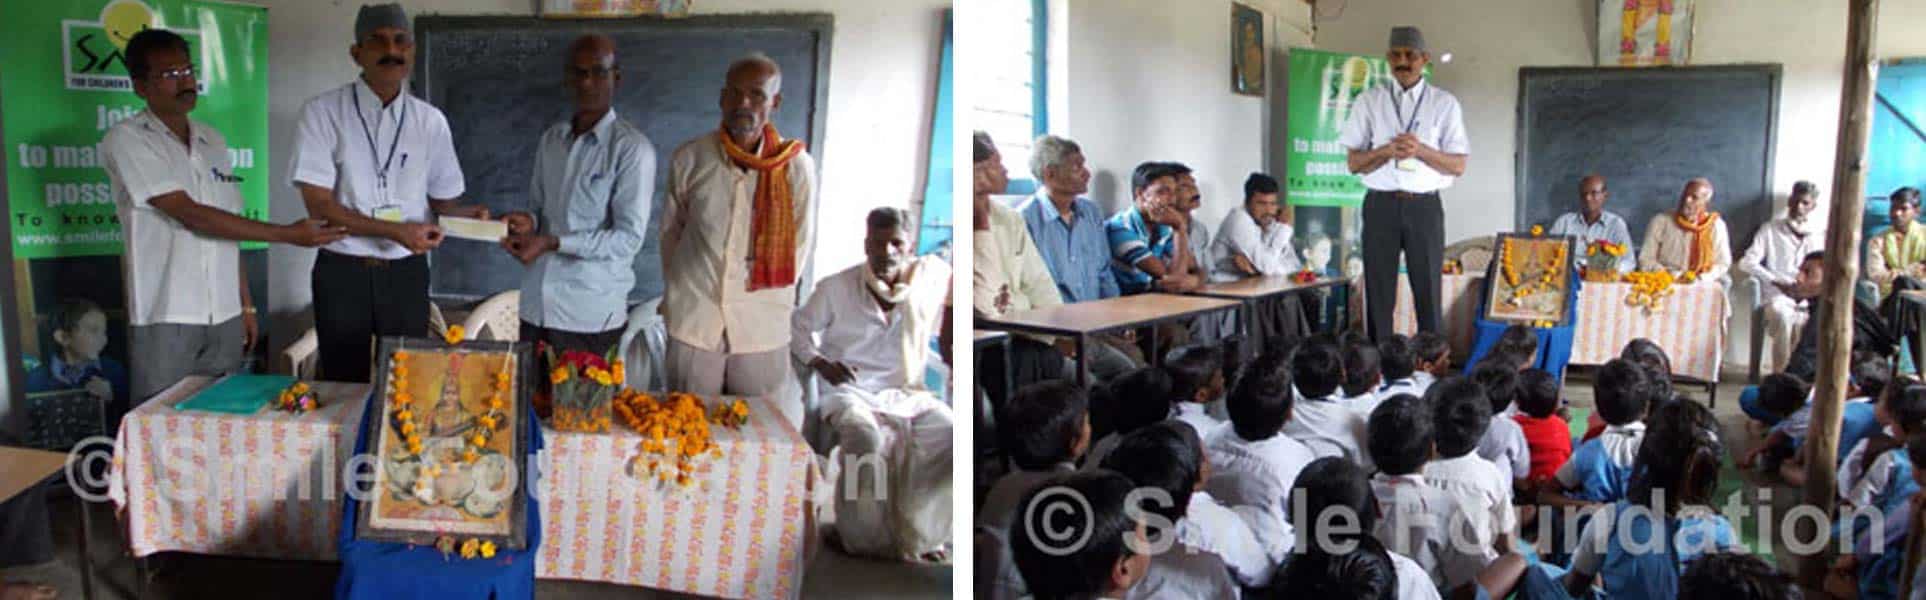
[1018,135,1141,378]
[1106,162,1203,295]
[1546,174,1636,275]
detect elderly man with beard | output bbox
[1737,181,1823,372]
[661,54,820,425]
[791,207,952,563]
[103,29,348,402]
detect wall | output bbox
[1055,0,1310,227]
[1315,0,1926,372]
[256,0,948,359]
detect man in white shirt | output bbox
[1210,173,1310,348]
[499,35,654,367]
[1547,175,1636,276]
[103,30,348,402]
[973,132,1069,399]
[1339,26,1470,342]
[661,54,819,418]
[1738,181,1824,372]
[791,208,952,562]
[289,4,490,383]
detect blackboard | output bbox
[1515,65,1780,258]
[412,14,833,302]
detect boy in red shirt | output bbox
[1513,368,1571,484]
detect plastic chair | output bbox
[457,291,521,342]
[617,297,667,393]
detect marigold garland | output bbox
[387,350,510,464]
[1499,237,1568,305]
[275,381,319,413]
[612,390,748,488]
[1623,270,1676,315]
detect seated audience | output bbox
[1283,338,1372,469]
[1205,350,1317,524]
[1737,181,1824,373]
[1103,422,1281,591]
[1513,369,1573,486]
[1007,470,1152,600]
[1827,430,1926,600]
[1737,373,1812,474]
[971,132,1068,405]
[1546,174,1636,276]
[1377,334,1427,401]
[1412,331,1453,390]
[1422,378,1521,566]
[1680,552,1801,600]
[1107,162,1203,295]
[981,381,1091,532]
[1083,367,1174,468]
[1469,360,1531,483]
[1165,343,1228,436]
[1279,456,1442,600]
[1018,134,1144,379]
[1368,393,1509,596]
[1343,339,1388,418]
[1543,359,1649,507]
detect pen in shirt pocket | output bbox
[400,153,408,169]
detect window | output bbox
[970,0,1048,195]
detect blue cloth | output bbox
[1836,447,1918,558]
[1518,502,1737,600]
[1737,385,1776,426]
[1019,193,1119,303]
[1105,206,1176,295]
[1855,498,1913,600]
[1564,437,1635,503]
[1736,391,1878,464]
[1463,275,1579,380]
[334,396,544,600]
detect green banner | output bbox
[2,0,269,258]
[1284,47,1398,208]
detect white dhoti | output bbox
[821,387,954,561]
[1762,294,1809,373]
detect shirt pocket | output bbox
[568,167,614,231]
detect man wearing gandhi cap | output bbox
[1338,25,1470,343]
[288,3,491,383]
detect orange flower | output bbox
[459,538,479,559]
[479,540,497,559]
[612,360,626,384]
[550,367,570,385]
[1530,224,1545,236]
[443,325,466,345]
[478,415,497,430]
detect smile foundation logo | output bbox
[61,0,204,93]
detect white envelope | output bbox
[440,216,508,242]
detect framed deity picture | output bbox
[1231,3,1264,96]
[355,336,534,550]
[1482,233,1579,325]
[539,0,691,18]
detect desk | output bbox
[1191,276,1353,356]
[978,294,1242,386]
[109,376,817,599]
[1,446,91,600]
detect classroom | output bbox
[971,0,1926,598]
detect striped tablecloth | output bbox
[1393,275,1728,381]
[109,376,817,599]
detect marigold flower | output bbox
[471,433,488,447]
[459,538,479,559]
[479,415,497,430]
[444,325,466,345]
[550,367,570,385]
[479,540,497,558]
[611,361,626,384]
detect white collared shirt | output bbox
[1739,217,1824,302]
[1839,425,1895,505]
[1376,376,1430,409]
[1171,402,1224,437]
[1206,426,1317,505]
[521,110,656,333]
[976,463,1076,534]
[1422,452,1518,550]
[1371,472,1489,591]
[1337,78,1471,193]
[1178,491,1282,588]
[289,79,466,259]
[1282,392,1374,471]
[100,110,243,327]
[790,257,951,393]
[1209,207,1300,282]
[1124,543,1238,600]
[661,131,819,354]
[1556,421,1647,488]
[1391,551,1446,600]
[1476,414,1532,480]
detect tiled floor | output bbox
[3,489,950,600]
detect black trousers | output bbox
[1362,189,1444,342]
[980,336,1068,409]
[312,249,430,383]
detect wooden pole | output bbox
[1800,0,1879,588]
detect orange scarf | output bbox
[1672,211,1720,274]
[720,123,807,291]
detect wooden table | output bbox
[1,446,92,600]
[978,293,1241,386]
[1190,276,1354,357]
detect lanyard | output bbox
[1389,82,1428,134]
[350,86,407,191]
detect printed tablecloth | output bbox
[1393,274,1728,381]
[109,376,818,599]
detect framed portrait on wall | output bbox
[1232,3,1264,96]
[355,336,534,550]
[1482,233,1578,325]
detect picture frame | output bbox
[355,336,534,550]
[538,0,691,19]
[1231,3,1264,96]
[1481,233,1579,325]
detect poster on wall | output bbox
[539,0,692,19]
[1283,47,1399,209]
[1598,0,1694,67]
[0,0,268,427]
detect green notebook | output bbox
[174,374,295,415]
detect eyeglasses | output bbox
[568,66,619,80]
[153,65,196,81]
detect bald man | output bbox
[501,35,655,375]
[1639,178,1732,283]
[661,54,819,426]
[1546,175,1635,275]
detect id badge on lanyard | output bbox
[354,90,408,222]
[1393,86,1427,172]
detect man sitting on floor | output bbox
[791,207,952,563]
